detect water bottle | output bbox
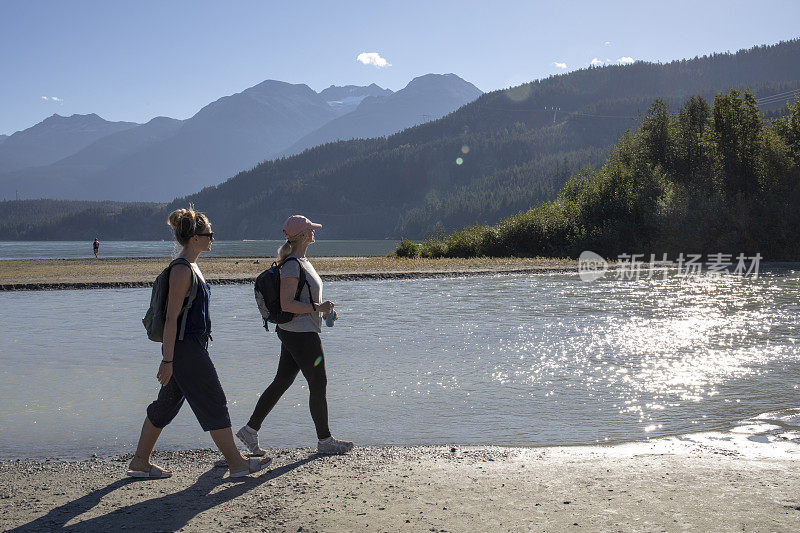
[324,309,337,327]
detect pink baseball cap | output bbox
[283,215,322,238]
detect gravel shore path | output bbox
[0,257,576,290]
[3,443,799,532]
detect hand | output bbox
[318,301,334,314]
[157,361,173,386]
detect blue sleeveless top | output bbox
[180,275,211,337]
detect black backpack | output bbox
[254,257,316,330]
[142,258,199,342]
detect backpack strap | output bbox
[168,258,199,341]
[302,278,316,311]
[280,256,317,311]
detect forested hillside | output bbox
[401,91,800,260]
[2,40,799,241]
[0,200,160,240]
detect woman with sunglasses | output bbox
[127,206,271,478]
[236,215,353,455]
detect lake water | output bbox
[1,269,799,459]
[0,240,399,260]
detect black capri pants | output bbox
[146,333,231,432]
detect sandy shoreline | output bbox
[0,256,576,291]
[3,437,800,532]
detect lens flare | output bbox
[456,157,463,165]
[314,355,323,367]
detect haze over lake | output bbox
[0,240,399,260]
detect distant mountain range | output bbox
[162,40,800,240]
[318,83,392,114]
[0,114,137,174]
[281,74,482,156]
[0,74,482,202]
[2,39,800,241]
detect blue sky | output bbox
[2,0,799,135]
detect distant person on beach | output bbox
[93,237,99,258]
[236,215,353,456]
[127,206,271,479]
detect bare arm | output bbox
[280,276,333,314]
[157,264,192,385]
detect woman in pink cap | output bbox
[237,215,354,455]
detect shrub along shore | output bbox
[0,256,575,291]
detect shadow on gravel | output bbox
[9,454,321,532]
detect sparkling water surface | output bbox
[0,269,798,458]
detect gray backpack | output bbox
[142,258,199,342]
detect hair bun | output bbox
[167,208,188,230]
[166,204,210,246]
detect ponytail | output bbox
[277,239,292,262]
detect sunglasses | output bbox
[196,232,214,239]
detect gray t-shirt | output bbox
[278,255,323,333]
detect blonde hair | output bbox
[167,205,210,246]
[277,227,309,262]
[277,240,292,262]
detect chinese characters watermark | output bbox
[578,251,761,282]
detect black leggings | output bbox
[247,328,331,440]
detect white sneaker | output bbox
[236,425,267,456]
[317,436,354,455]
